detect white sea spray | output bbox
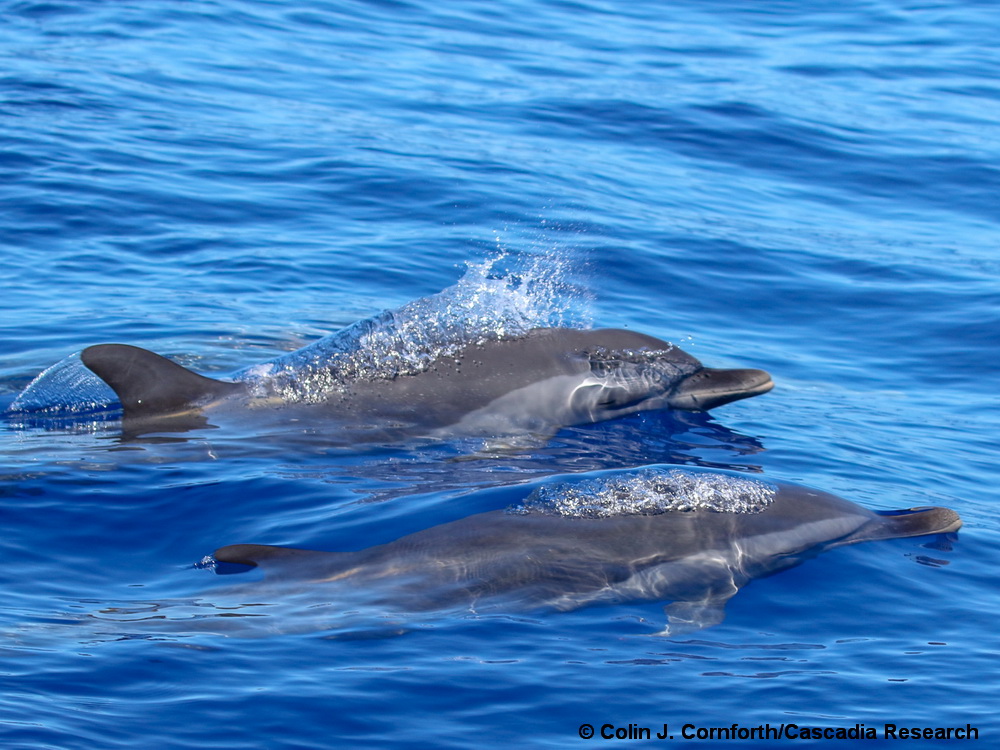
[509,468,777,518]
[8,352,117,418]
[238,250,591,403]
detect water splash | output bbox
[237,251,590,403]
[7,352,118,420]
[510,468,777,518]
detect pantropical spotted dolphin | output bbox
[213,468,960,634]
[77,328,773,436]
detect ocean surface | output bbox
[2,0,998,746]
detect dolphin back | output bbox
[839,506,962,545]
[81,344,245,418]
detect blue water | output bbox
[2,0,998,746]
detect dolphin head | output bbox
[568,329,774,414]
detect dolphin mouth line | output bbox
[667,368,774,411]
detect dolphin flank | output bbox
[212,468,960,635]
[78,328,773,434]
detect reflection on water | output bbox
[278,411,767,504]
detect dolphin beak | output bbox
[667,367,774,411]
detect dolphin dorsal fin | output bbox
[213,544,343,580]
[214,544,330,568]
[81,344,244,419]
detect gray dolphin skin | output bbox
[213,469,961,634]
[79,328,773,434]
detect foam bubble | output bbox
[510,468,777,518]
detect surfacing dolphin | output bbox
[76,327,773,437]
[213,467,960,635]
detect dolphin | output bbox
[75,328,773,436]
[212,468,961,634]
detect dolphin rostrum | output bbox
[213,468,961,634]
[76,328,773,436]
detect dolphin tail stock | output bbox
[81,344,245,419]
[839,506,962,546]
[667,367,774,411]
